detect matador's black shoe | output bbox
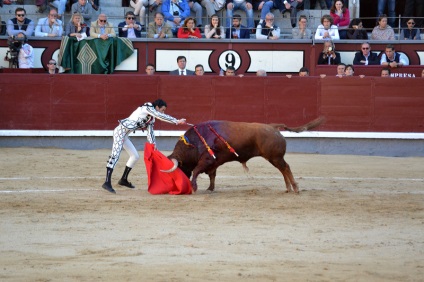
[102,182,116,193]
[118,179,135,189]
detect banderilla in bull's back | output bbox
[163,116,325,193]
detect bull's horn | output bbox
[161,158,178,173]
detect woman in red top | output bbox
[177,17,201,39]
[330,0,350,39]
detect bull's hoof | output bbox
[102,182,116,194]
[118,179,135,189]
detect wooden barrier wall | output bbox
[1,38,424,75]
[1,74,423,133]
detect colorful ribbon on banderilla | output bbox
[184,124,239,159]
[207,125,239,157]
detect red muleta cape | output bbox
[144,143,192,195]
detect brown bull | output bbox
[164,117,325,193]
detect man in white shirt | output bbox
[16,33,33,68]
[118,11,143,38]
[380,44,409,68]
[35,8,63,37]
[255,12,280,40]
[169,55,194,75]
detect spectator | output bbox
[7,8,35,37]
[399,18,421,40]
[256,69,267,76]
[346,18,368,40]
[226,0,254,31]
[162,0,190,35]
[256,12,280,40]
[90,14,116,39]
[226,14,250,39]
[146,0,163,14]
[66,12,90,38]
[16,33,33,68]
[118,11,143,38]
[330,0,350,39]
[336,63,346,77]
[35,0,47,13]
[377,0,395,27]
[147,12,174,38]
[177,17,201,38]
[299,67,309,76]
[195,64,205,75]
[224,66,244,77]
[211,0,226,12]
[169,55,195,75]
[35,8,63,37]
[188,0,203,30]
[47,59,58,74]
[344,64,354,76]
[349,1,360,18]
[196,0,222,29]
[307,0,328,9]
[353,42,379,65]
[324,0,332,9]
[317,41,341,65]
[371,14,394,40]
[292,15,312,39]
[403,0,424,29]
[225,66,236,76]
[145,64,155,75]
[253,0,279,27]
[380,44,409,68]
[381,68,391,77]
[345,64,365,78]
[278,0,304,28]
[315,14,340,40]
[129,0,148,28]
[71,0,94,23]
[71,0,99,10]
[204,14,225,39]
[0,16,3,36]
[50,0,67,19]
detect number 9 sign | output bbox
[218,50,241,71]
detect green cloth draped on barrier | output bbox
[58,36,134,74]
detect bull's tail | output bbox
[270,116,325,133]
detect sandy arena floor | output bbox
[0,147,423,281]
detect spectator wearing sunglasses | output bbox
[353,42,379,66]
[400,18,421,40]
[90,13,116,40]
[7,7,35,37]
[47,59,59,74]
[118,11,143,38]
[35,8,63,37]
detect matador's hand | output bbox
[176,119,187,125]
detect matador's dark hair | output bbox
[152,99,167,108]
